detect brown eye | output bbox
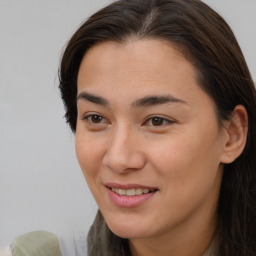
[83,114,107,124]
[143,116,174,127]
[151,117,164,126]
[91,115,103,123]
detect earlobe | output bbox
[220,105,248,164]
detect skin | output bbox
[75,39,236,256]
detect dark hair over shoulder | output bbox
[59,0,256,255]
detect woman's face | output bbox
[76,39,227,240]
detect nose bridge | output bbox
[103,123,145,173]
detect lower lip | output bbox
[107,188,157,207]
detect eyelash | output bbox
[143,116,175,127]
[82,114,108,124]
[82,113,175,128]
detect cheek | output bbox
[145,135,222,228]
[75,133,104,180]
[147,128,222,193]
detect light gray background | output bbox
[0,0,255,248]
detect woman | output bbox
[59,0,256,255]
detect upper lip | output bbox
[105,182,158,191]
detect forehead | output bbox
[77,39,211,108]
[79,39,192,74]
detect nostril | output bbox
[103,149,146,174]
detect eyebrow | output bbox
[77,92,187,107]
[77,92,108,106]
[132,95,187,107]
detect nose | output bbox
[102,125,146,174]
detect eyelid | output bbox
[143,115,176,126]
[82,112,109,124]
[81,112,175,127]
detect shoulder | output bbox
[10,231,62,256]
[10,230,88,256]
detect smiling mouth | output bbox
[107,187,158,196]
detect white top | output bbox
[59,231,88,256]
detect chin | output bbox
[104,215,152,239]
[109,225,147,239]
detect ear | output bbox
[220,105,248,164]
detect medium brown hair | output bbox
[59,0,256,255]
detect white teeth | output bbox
[118,189,126,196]
[135,188,143,195]
[111,187,154,196]
[142,189,149,194]
[126,189,133,196]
